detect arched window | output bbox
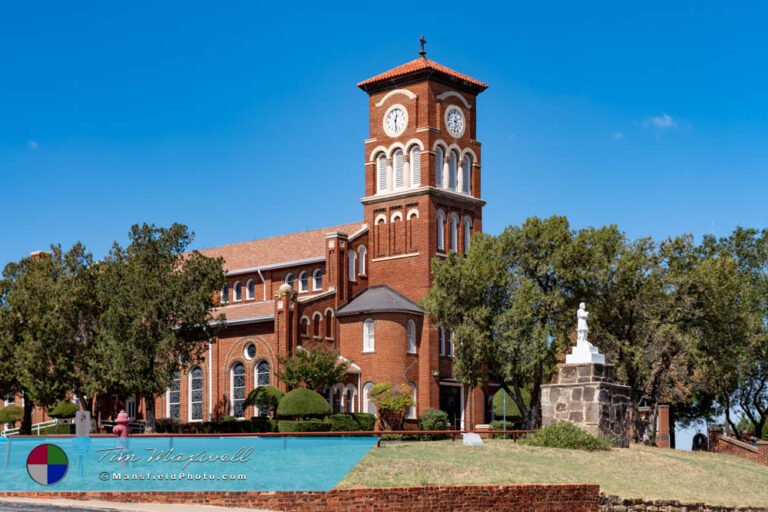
[393,149,405,189]
[407,319,417,354]
[410,147,421,186]
[220,284,229,305]
[332,384,343,414]
[189,366,203,421]
[348,250,357,282]
[254,360,271,417]
[325,309,334,338]
[313,269,323,291]
[285,273,294,289]
[436,210,446,252]
[376,154,388,193]
[406,382,417,419]
[233,281,242,302]
[313,312,322,338]
[462,155,472,194]
[300,316,310,338]
[448,150,458,190]
[363,382,376,416]
[246,279,255,300]
[298,271,309,292]
[439,327,446,356]
[448,330,455,357]
[167,371,180,419]
[435,146,444,188]
[344,385,355,413]
[464,216,472,254]
[450,214,459,252]
[358,246,367,276]
[230,362,246,418]
[363,318,375,352]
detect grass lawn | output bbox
[339,440,768,507]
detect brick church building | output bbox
[6,49,492,431]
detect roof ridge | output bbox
[193,221,363,253]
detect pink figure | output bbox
[112,410,130,437]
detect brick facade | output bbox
[0,484,599,511]
[0,54,495,433]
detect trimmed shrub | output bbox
[221,415,237,422]
[419,408,449,430]
[278,419,331,433]
[155,418,180,433]
[0,405,23,424]
[520,421,611,451]
[277,388,330,419]
[418,408,449,440]
[47,400,78,419]
[329,413,376,432]
[244,385,284,418]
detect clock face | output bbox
[384,106,407,136]
[445,106,465,138]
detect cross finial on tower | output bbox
[419,35,427,58]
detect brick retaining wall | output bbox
[600,495,768,512]
[709,429,768,466]
[0,484,598,511]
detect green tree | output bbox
[277,346,350,392]
[424,217,578,429]
[369,382,414,430]
[0,244,101,433]
[96,224,225,432]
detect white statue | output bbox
[566,302,605,365]
[577,302,589,342]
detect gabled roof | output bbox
[336,285,424,317]
[357,57,488,94]
[195,222,364,273]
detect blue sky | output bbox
[2,1,767,265]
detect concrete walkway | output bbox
[0,498,274,512]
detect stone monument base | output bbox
[541,363,630,448]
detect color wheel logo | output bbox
[26,444,68,486]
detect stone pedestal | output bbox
[541,363,630,448]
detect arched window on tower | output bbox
[246,279,255,300]
[313,312,322,338]
[167,371,180,419]
[410,147,421,186]
[376,154,388,193]
[285,273,294,289]
[436,210,446,252]
[450,214,459,252]
[325,309,334,338]
[439,327,446,356]
[300,316,310,338]
[298,271,309,292]
[464,216,472,254]
[312,269,323,291]
[448,150,458,191]
[435,146,444,188]
[407,319,417,354]
[363,382,376,416]
[363,318,375,352]
[393,149,405,190]
[462,155,472,194]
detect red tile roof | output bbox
[195,222,365,272]
[357,57,488,91]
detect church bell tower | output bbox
[356,39,488,301]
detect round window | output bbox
[244,343,257,360]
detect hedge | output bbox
[520,421,611,451]
[277,388,330,419]
[155,417,278,434]
[278,419,331,432]
[329,413,376,431]
[418,408,449,440]
[47,400,78,419]
[0,405,23,424]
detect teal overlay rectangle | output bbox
[1,436,378,491]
